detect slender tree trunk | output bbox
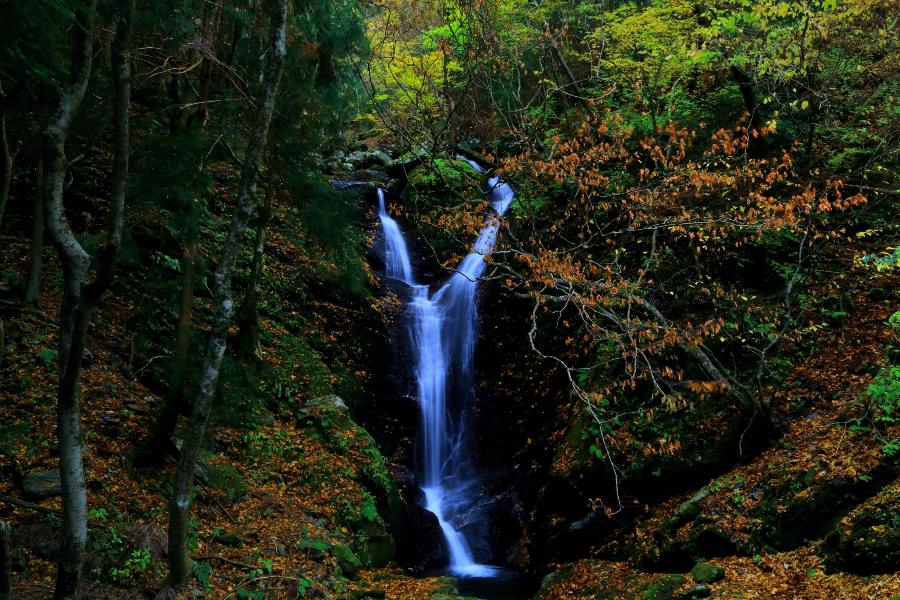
[441,46,457,155]
[42,2,133,596]
[167,1,288,585]
[42,5,97,597]
[0,520,10,600]
[134,210,197,467]
[235,182,273,362]
[25,153,45,306]
[173,205,199,388]
[730,65,768,158]
[0,103,12,232]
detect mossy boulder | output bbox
[821,477,900,573]
[196,460,246,502]
[297,395,398,566]
[631,487,737,570]
[689,563,724,584]
[332,542,363,579]
[639,574,685,600]
[677,585,711,600]
[536,561,687,600]
[354,532,396,568]
[401,158,486,262]
[22,470,62,498]
[751,462,896,551]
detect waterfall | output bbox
[376,164,514,578]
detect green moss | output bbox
[640,574,686,600]
[332,542,363,578]
[690,563,725,584]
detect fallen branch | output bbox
[191,555,258,570]
[0,495,102,527]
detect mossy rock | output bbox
[537,561,682,600]
[427,575,479,600]
[751,462,895,550]
[196,460,246,502]
[332,542,363,579]
[299,537,331,561]
[403,158,482,210]
[689,563,724,584]
[401,158,486,260]
[821,477,900,573]
[22,470,62,498]
[353,532,396,567]
[677,585,711,600]
[639,574,685,600]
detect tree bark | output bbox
[730,65,768,158]
[0,98,12,232]
[0,520,10,600]
[166,1,288,586]
[42,4,97,597]
[42,2,133,597]
[134,209,198,467]
[25,153,45,306]
[235,182,274,362]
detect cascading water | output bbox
[376,163,514,578]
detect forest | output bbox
[0,0,897,598]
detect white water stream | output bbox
[377,160,514,577]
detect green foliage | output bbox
[864,312,900,457]
[109,549,151,584]
[195,561,213,590]
[869,365,900,456]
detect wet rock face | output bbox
[390,465,448,569]
[455,489,525,566]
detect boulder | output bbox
[299,538,330,561]
[195,459,246,503]
[689,563,725,584]
[822,477,900,573]
[123,523,168,561]
[678,585,711,600]
[332,542,363,579]
[354,532,396,568]
[23,469,62,498]
[390,466,448,569]
[12,521,59,560]
[639,574,685,600]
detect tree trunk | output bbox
[42,5,97,597]
[0,102,12,232]
[134,211,197,467]
[0,520,10,600]
[730,65,768,159]
[235,182,274,362]
[25,153,45,306]
[441,46,457,155]
[166,1,288,586]
[42,2,132,597]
